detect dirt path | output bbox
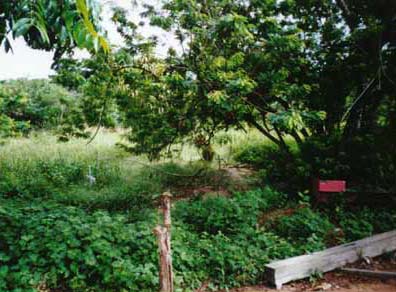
[228,275,396,292]
[227,255,396,292]
[229,281,396,292]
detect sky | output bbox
[0,0,176,80]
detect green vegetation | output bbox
[0,79,81,138]
[51,0,396,193]
[0,132,395,291]
[1,0,395,291]
[0,0,108,58]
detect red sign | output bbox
[317,180,346,193]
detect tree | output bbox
[130,0,396,160]
[109,0,325,157]
[0,0,109,60]
[54,0,396,175]
[280,0,396,139]
[0,79,79,137]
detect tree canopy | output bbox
[49,0,396,192]
[54,1,395,157]
[0,0,109,60]
[0,79,79,138]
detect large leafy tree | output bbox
[275,0,396,189]
[54,0,396,180]
[108,0,326,157]
[130,0,396,158]
[281,0,396,138]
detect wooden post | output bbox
[162,191,172,228]
[153,192,174,292]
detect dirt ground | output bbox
[227,256,396,292]
[230,281,396,292]
[229,278,396,292]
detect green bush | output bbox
[170,188,297,289]
[0,203,159,292]
[174,187,286,235]
[0,196,298,292]
[266,207,335,252]
[194,229,296,289]
[1,188,396,291]
[335,207,396,241]
[0,79,78,137]
[234,142,310,194]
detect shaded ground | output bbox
[224,255,396,292]
[173,166,254,200]
[228,281,396,292]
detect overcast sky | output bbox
[0,0,175,80]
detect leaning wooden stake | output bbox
[153,192,174,292]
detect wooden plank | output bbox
[340,268,396,279]
[265,230,396,289]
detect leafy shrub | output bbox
[234,141,310,194]
[0,196,297,292]
[0,203,159,292]
[1,187,396,291]
[194,229,296,289]
[234,142,278,168]
[174,187,286,235]
[340,215,373,241]
[170,188,297,289]
[335,207,396,241]
[0,79,78,137]
[266,207,335,252]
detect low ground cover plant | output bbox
[1,185,396,291]
[0,133,395,291]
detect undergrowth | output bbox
[1,132,396,291]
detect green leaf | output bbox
[75,0,109,53]
[34,22,50,44]
[13,18,33,37]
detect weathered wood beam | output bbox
[265,230,396,289]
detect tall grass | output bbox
[0,129,243,212]
[0,130,146,208]
[172,128,268,163]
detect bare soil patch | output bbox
[222,255,396,292]
[172,166,254,200]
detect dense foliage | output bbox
[1,188,395,291]
[0,0,108,59]
[0,79,81,137]
[0,134,395,291]
[1,1,396,291]
[52,0,396,192]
